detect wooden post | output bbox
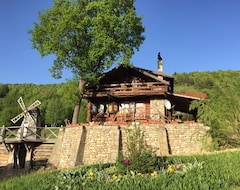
[44,125,47,140]
[0,125,5,143]
[7,149,14,169]
[87,102,91,122]
[20,125,24,140]
[166,109,172,123]
[24,144,31,169]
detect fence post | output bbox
[44,125,47,140]
[0,125,6,142]
[19,125,24,140]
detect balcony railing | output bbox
[84,82,168,97]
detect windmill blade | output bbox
[11,112,24,124]
[17,97,26,111]
[27,100,41,111]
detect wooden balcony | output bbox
[84,82,168,98]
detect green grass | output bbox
[0,150,240,190]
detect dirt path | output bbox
[0,166,31,182]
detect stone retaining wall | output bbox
[165,123,210,155]
[120,125,169,157]
[48,123,210,169]
[82,125,119,165]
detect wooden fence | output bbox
[0,125,59,144]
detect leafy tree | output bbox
[45,98,64,127]
[29,0,145,124]
[0,84,9,98]
[0,86,22,126]
[190,71,240,148]
[175,70,240,148]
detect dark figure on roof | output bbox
[158,52,162,61]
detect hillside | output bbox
[1,70,240,148]
[173,70,240,148]
[0,82,87,127]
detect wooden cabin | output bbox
[83,55,200,124]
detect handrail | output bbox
[0,125,59,143]
[85,82,167,94]
[101,82,166,88]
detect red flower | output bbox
[124,158,130,165]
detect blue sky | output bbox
[0,0,240,84]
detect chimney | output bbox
[157,52,163,73]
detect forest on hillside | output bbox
[0,70,240,148]
[0,81,87,127]
[174,70,240,148]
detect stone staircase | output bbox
[0,143,8,167]
[0,142,55,169]
[31,143,55,168]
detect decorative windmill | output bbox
[11,97,41,140]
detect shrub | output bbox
[116,125,161,174]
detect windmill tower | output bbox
[11,97,41,140]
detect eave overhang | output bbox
[166,93,200,114]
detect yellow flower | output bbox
[167,165,174,173]
[112,174,118,180]
[88,171,94,179]
[137,172,144,177]
[150,171,157,177]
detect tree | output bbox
[190,71,240,148]
[0,84,9,98]
[45,98,65,126]
[29,0,145,124]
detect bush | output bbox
[116,125,161,174]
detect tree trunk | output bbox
[71,78,86,124]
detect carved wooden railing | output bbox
[91,108,171,123]
[84,82,168,97]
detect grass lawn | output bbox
[0,150,240,190]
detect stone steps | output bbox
[0,143,8,167]
[31,143,55,168]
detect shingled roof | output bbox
[98,64,173,86]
